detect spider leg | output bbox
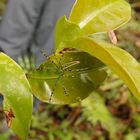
[40,49,60,70]
[39,49,49,58]
[40,50,69,102]
[49,76,60,103]
[55,54,69,96]
[61,74,69,96]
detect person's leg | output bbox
[31,0,75,65]
[0,0,44,61]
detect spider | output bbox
[27,49,106,104]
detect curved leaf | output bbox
[27,51,107,104]
[0,53,33,140]
[69,0,131,35]
[54,16,81,50]
[56,37,140,102]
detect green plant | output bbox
[27,51,107,104]
[1,0,139,139]
[82,92,117,139]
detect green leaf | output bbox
[57,37,140,102]
[0,53,33,140]
[54,16,81,50]
[27,51,107,104]
[69,0,131,35]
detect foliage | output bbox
[0,53,33,140]
[82,92,118,139]
[1,0,140,139]
[27,52,107,104]
[69,0,131,35]
[54,0,140,104]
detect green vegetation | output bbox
[1,0,140,139]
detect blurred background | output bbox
[1,0,140,140]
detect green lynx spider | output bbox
[26,50,106,104]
